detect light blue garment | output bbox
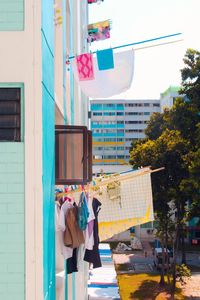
[97,48,114,70]
[78,192,89,230]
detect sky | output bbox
[88,0,200,99]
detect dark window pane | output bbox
[0,88,21,142]
[0,115,20,128]
[0,128,20,141]
[0,88,20,101]
[0,101,20,114]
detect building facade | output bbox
[0,0,89,299]
[91,99,160,166]
[160,85,182,112]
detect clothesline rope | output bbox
[55,167,164,198]
[68,32,182,59]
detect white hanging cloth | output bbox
[72,49,134,98]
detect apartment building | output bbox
[160,85,182,112]
[91,99,161,166]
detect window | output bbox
[103,129,117,133]
[93,112,102,116]
[116,112,124,116]
[0,87,21,142]
[106,146,116,151]
[94,147,103,151]
[103,104,115,107]
[125,129,144,133]
[55,125,92,185]
[116,104,124,109]
[125,121,143,124]
[117,155,124,159]
[93,138,104,142]
[144,112,150,115]
[104,138,116,142]
[144,103,150,107]
[103,155,116,159]
[91,104,102,109]
[103,112,115,116]
[153,103,160,107]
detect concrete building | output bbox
[0,0,89,299]
[91,99,160,166]
[160,85,182,112]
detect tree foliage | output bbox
[129,48,200,291]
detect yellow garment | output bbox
[99,204,153,241]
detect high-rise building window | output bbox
[117,155,124,159]
[103,104,115,107]
[103,112,115,116]
[116,112,124,116]
[103,155,116,159]
[93,112,102,116]
[0,88,21,142]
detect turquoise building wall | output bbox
[0,0,24,31]
[0,85,25,300]
[42,0,55,299]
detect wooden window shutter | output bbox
[55,125,93,185]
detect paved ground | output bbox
[113,239,200,299]
[180,273,200,299]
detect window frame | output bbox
[0,83,24,142]
[55,125,92,185]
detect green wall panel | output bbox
[0,0,24,31]
[0,143,25,300]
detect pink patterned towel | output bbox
[76,53,94,81]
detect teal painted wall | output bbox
[0,143,25,300]
[42,1,55,299]
[0,84,25,300]
[0,0,24,31]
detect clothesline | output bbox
[68,32,182,59]
[55,166,164,199]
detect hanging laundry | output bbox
[87,20,111,43]
[56,201,73,259]
[78,192,89,230]
[76,53,94,81]
[96,170,154,241]
[66,248,78,274]
[85,193,95,250]
[72,49,134,98]
[88,0,104,3]
[84,198,102,268]
[88,20,111,30]
[97,48,114,71]
[64,204,85,248]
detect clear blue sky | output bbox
[89,0,200,99]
